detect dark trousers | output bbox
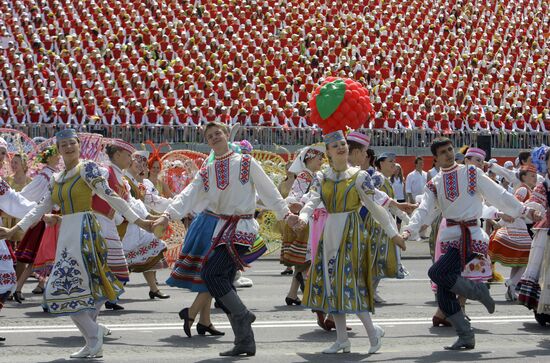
[428,248,475,316]
[201,245,247,299]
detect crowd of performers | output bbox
[1,113,550,357]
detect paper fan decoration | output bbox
[0,128,38,177]
[160,150,207,194]
[531,144,549,174]
[309,78,373,134]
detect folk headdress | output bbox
[145,140,171,169]
[309,77,374,145]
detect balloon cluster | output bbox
[309,77,374,134]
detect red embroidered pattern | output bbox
[0,253,12,261]
[427,180,437,196]
[441,239,488,256]
[199,167,209,191]
[233,230,256,246]
[0,272,16,286]
[239,154,251,184]
[467,166,477,196]
[443,170,459,202]
[215,157,230,190]
[0,179,9,195]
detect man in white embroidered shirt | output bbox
[405,157,427,204]
[401,138,541,351]
[153,122,293,357]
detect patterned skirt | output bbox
[166,212,217,292]
[489,223,532,267]
[123,223,167,273]
[0,240,16,311]
[517,229,549,313]
[96,214,130,283]
[365,213,403,279]
[14,221,46,264]
[303,211,373,314]
[44,212,124,315]
[280,222,310,267]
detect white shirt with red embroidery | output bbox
[164,150,290,247]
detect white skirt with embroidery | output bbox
[0,240,15,297]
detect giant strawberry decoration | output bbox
[309,77,373,134]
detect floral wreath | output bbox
[35,145,58,164]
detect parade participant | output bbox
[0,137,36,342]
[281,143,325,306]
[93,139,136,310]
[402,138,541,350]
[0,129,153,359]
[153,122,294,356]
[278,161,295,276]
[146,142,174,198]
[121,151,169,300]
[13,145,60,302]
[516,148,550,326]
[292,129,406,354]
[489,165,538,301]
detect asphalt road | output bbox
[1,255,549,362]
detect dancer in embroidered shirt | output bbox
[153,122,293,356]
[402,138,541,350]
[292,129,406,354]
[0,129,153,359]
[0,137,36,342]
[281,144,325,306]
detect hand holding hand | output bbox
[499,213,515,223]
[0,227,19,240]
[391,235,407,251]
[528,208,543,223]
[136,218,154,233]
[43,214,62,226]
[289,202,303,214]
[397,202,417,214]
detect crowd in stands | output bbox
[0,0,548,145]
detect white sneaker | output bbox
[322,340,351,354]
[368,324,385,354]
[374,291,386,304]
[70,346,91,358]
[99,324,111,336]
[88,325,104,358]
[234,277,253,288]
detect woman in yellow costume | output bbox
[0,129,152,359]
[292,129,406,354]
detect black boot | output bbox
[0,336,5,342]
[444,311,475,350]
[105,301,124,310]
[450,277,495,314]
[217,291,256,356]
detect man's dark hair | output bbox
[430,138,453,156]
[367,148,376,166]
[105,144,123,159]
[347,140,365,153]
[204,121,229,136]
[414,156,423,165]
[518,151,531,165]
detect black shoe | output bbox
[281,268,293,275]
[196,323,225,336]
[295,272,305,292]
[105,301,124,310]
[178,307,194,337]
[149,290,170,299]
[285,297,301,306]
[0,336,5,342]
[13,291,24,303]
[214,301,221,309]
[219,344,256,357]
[32,286,45,295]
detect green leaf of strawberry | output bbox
[316,79,346,120]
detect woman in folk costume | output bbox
[146,141,174,198]
[293,129,406,354]
[121,151,169,299]
[153,122,293,356]
[281,143,325,306]
[364,151,410,303]
[12,146,60,302]
[0,129,153,359]
[0,137,37,342]
[92,139,137,311]
[516,148,550,326]
[277,161,296,276]
[489,165,538,301]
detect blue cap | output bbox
[455,153,465,161]
[376,152,396,162]
[323,130,345,145]
[55,128,78,141]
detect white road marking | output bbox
[0,315,535,334]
